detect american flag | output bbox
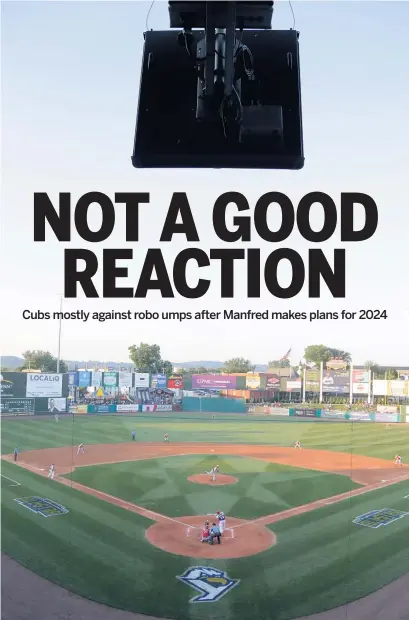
[280,348,292,361]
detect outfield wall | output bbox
[248,405,405,423]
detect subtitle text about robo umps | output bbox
[22,309,388,323]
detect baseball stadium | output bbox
[1,367,409,620]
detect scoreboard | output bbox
[0,398,35,415]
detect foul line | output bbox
[1,474,21,487]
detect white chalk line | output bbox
[1,474,21,487]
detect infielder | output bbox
[216,510,226,534]
[394,454,403,466]
[77,443,85,455]
[295,440,301,449]
[206,465,219,482]
[164,433,169,443]
[48,464,55,480]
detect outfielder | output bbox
[77,443,85,455]
[206,465,219,482]
[48,464,55,480]
[54,413,59,423]
[295,440,301,449]
[216,510,226,534]
[164,433,169,443]
[394,454,402,466]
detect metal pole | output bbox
[57,297,63,373]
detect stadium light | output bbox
[132,1,304,170]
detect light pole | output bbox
[57,297,63,373]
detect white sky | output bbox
[1,1,409,366]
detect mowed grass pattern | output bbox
[67,454,361,519]
[1,415,409,620]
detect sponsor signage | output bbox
[321,410,346,419]
[375,413,399,423]
[26,373,62,397]
[0,397,35,414]
[151,374,167,388]
[156,404,172,411]
[134,373,149,388]
[293,408,317,418]
[116,404,139,412]
[397,369,409,380]
[353,382,369,394]
[305,369,320,392]
[78,371,91,388]
[387,380,408,397]
[267,407,290,416]
[322,370,349,393]
[0,372,28,398]
[192,375,237,390]
[68,371,78,386]
[75,405,88,414]
[91,371,102,388]
[47,397,67,412]
[265,374,280,390]
[348,411,372,421]
[326,359,348,370]
[373,380,387,396]
[118,372,133,388]
[377,405,399,413]
[245,373,260,389]
[168,376,183,389]
[88,404,117,413]
[286,380,302,392]
[103,372,118,387]
[352,370,369,383]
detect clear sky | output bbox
[1,1,409,366]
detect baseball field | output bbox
[1,413,409,620]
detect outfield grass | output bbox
[1,415,409,620]
[1,414,408,461]
[67,454,361,519]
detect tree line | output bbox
[0,344,400,380]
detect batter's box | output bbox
[353,508,409,529]
[186,526,235,539]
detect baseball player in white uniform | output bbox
[216,510,226,534]
[295,440,301,449]
[77,443,85,455]
[394,454,402,466]
[48,464,55,480]
[206,465,219,482]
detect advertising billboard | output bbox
[373,380,387,396]
[292,408,317,418]
[118,372,133,388]
[68,371,78,387]
[246,374,260,389]
[0,372,27,398]
[151,374,167,388]
[26,373,63,397]
[103,372,118,387]
[168,376,183,389]
[286,380,302,392]
[321,410,346,419]
[352,370,370,383]
[305,369,320,392]
[387,380,408,397]
[91,371,102,388]
[265,374,281,391]
[78,371,91,388]
[192,375,237,389]
[375,412,399,423]
[377,405,399,413]
[353,382,369,395]
[348,411,372,421]
[134,373,149,388]
[47,397,67,412]
[322,370,349,393]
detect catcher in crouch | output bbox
[205,465,220,482]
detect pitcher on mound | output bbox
[206,465,219,482]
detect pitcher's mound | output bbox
[188,473,238,486]
[146,515,276,559]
